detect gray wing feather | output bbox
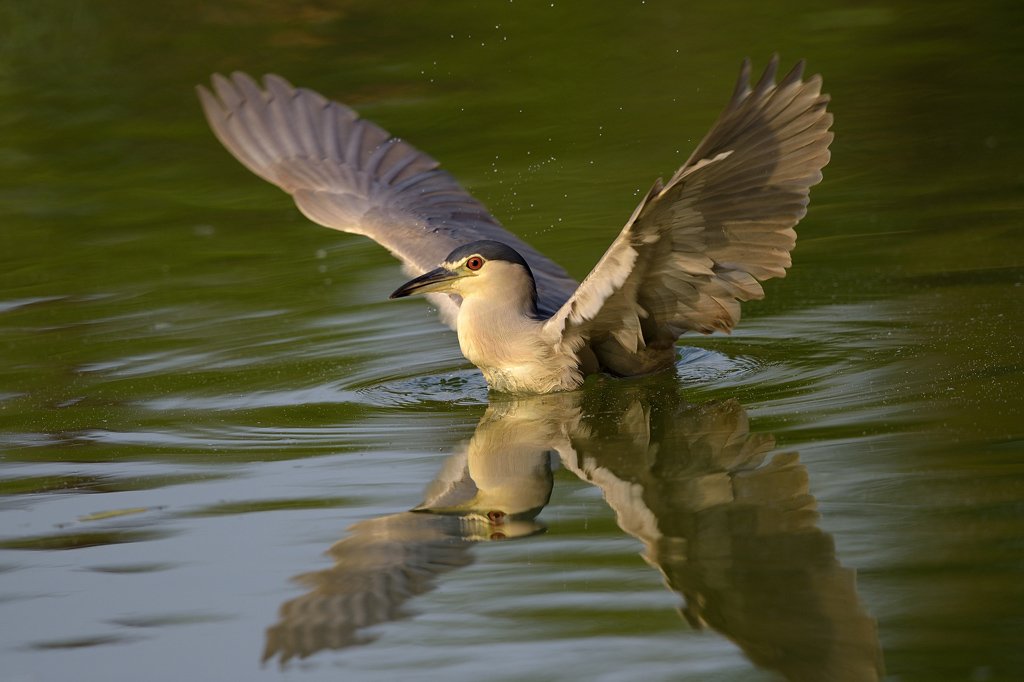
[197,72,579,323]
[544,55,833,375]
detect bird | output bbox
[197,54,833,393]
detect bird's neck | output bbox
[456,289,539,357]
[455,285,543,379]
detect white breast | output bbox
[456,304,582,393]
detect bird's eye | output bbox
[466,257,484,271]
[487,510,505,522]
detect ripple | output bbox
[141,383,360,411]
[357,370,491,408]
[0,529,175,552]
[0,294,111,315]
[27,634,146,650]
[85,563,181,574]
[674,345,763,385]
[108,611,234,628]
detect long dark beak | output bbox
[389,267,463,299]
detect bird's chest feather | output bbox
[456,301,580,393]
[457,306,542,371]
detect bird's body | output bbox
[198,56,833,393]
[457,293,586,394]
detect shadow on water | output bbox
[264,379,884,682]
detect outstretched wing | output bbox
[197,72,579,323]
[543,55,833,375]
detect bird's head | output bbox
[389,240,538,312]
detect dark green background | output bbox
[1,1,1022,680]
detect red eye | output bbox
[466,257,483,271]
[487,510,505,522]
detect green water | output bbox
[1,1,1022,680]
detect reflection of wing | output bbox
[263,512,476,663]
[543,55,832,376]
[564,393,884,682]
[264,393,578,664]
[198,73,578,323]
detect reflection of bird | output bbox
[262,385,883,678]
[199,55,832,392]
[262,393,577,664]
[563,389,885,682]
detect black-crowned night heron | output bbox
[198,55,833,393]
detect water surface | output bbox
[2,1,1023,681]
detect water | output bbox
[2,1,1023,680]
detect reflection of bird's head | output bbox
[411,507,546,542]
[414,446,551,541]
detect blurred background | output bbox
[1,1,1022,681]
